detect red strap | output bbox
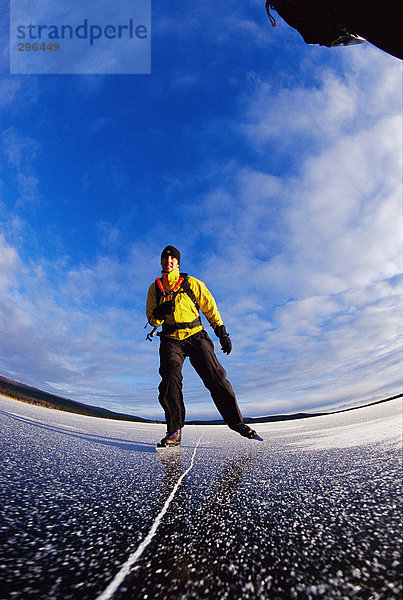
[156,276,184,295]
[155,277,164,293]
[174,277,185,291]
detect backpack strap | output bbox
[155,278,163,306]
[155,275,185,305]
[179,273,200,312]
[155,273,200,312]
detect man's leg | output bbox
[158,337,186,432]
[187,330,243,426]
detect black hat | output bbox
[161,245,181,263]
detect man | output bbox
[146,245,257,447]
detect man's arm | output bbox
[189,277,232,354]
[146,283,166,327]
[188,277,223,329]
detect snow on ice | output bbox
[0,394,401,599]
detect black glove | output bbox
[214,324,232,355]
[153,299,175,321]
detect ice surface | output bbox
[0,395,401,599]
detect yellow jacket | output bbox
[146,267,223,340]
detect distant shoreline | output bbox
[0,373,401,425]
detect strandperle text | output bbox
[16,19,148,46]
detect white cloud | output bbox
[2,127,39,169]
[0,232,158,415]
[1,128,40,207]
[190,47,402,416]
[242,47,402,152]
[0,37,400,421]
[0,79,22,107]
[0,234,19,291]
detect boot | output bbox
[229,422,257,439]
[157,429,182,447]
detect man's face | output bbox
[161,255,179,273]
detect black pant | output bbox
[158,329,243,432]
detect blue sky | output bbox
[0,0,401,420]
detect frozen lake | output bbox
[0,395,401,599]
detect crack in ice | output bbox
[95,433,204,600]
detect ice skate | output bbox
[157,429,182,448]
[230,422,258,439]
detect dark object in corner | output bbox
[266,0,403,59]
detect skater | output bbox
[146,245,257,447]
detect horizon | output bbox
[1,374,401,424]
[0,1,401,421]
